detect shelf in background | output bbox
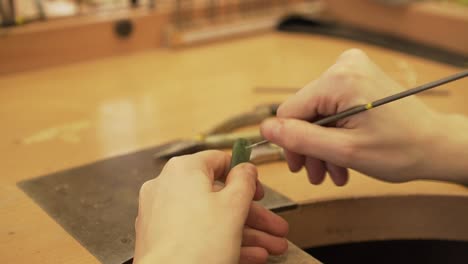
[0,0,466,75]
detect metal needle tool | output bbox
[247,69,468,149]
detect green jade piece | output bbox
[229,138,252,170]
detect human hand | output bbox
[260,49,463,185]
[134,150,289,264]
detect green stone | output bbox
[229,138,252,170]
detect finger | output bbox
[254,179,264,201]
[137,179,157,219]
[326,163,349,186]
[304,157,326,185]
[261,118,354,167]
[239,247,269,264]
[163,150,231,189]
[283,150,304,172]
[213,178,264,200]
[246,203,289,237]
[212,181,224,192]
[222,163,258,215]
[242,227,288,255]
[276,80,322,120]
[277,50,375,121]
[336,48,370,65]
[134,180,157,262]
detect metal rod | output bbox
[253,87,451,96]
[372,70,467,107]
[247,70,468,149]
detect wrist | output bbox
[135,243,177,264]
[135,240,196,264]
[135,239,239,264]
[419,112,468,184]
[137,246,196,264]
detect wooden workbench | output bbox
[1,32,467,263]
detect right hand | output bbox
[261,49,468,185]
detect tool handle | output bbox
[204,131,263,149]
[250,144,284,165]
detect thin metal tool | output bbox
[253,86,451,96]
[247,70,468,149]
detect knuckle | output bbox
[277,239,289,254]
[330,65,364,84]
[336,139,358,167]
[253,216,267,231]
[340,48,367,60]
[303,93,321,112]
[237,163,258,178]
[234,176,257,198]
[326,67,367,97]
[271,118,286,140]
[165,156,182,169]
[328,65,350,82]
[249,208,267,227]
[269,239,289,255]
[164,156,188,174]
[282,221,290,236]
[138,180,152,198]
[249,236,261,247]
[139,179,158,198]
[276,104,287,117]
[332,49,369,80]
[244,228,260,244]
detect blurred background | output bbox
[1,2,468,264]
[0,0,467,74]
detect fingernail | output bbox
[261,118,281,139]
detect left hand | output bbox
[134,150,289,264]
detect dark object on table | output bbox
[18,144,296,264]
[307,239,468,264]
[277,16,468,67]
[152,103,281,160]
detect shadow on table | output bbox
[306,239,468,264]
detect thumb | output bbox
[222,163,258,214]
[260,117,355,167]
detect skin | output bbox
[134,49,468,264]
[134,151,289,264]
[260,49,468,185]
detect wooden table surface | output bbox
[1,32,467,263]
